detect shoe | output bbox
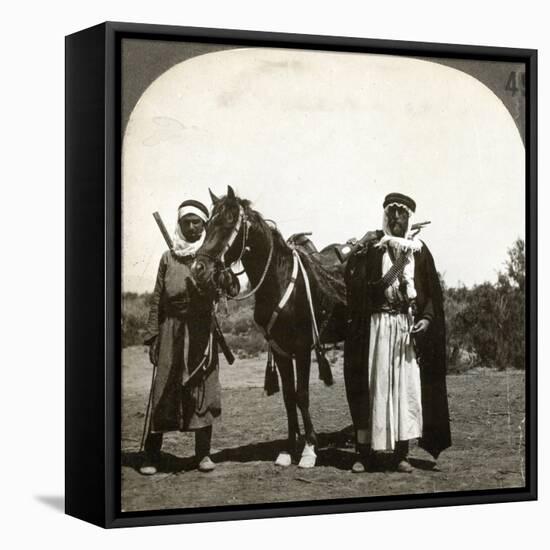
[396,459,414,473]
[351,460,366,474]
[198,456,216,472]
[139,464,158,476]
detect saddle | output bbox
[286,232,348,344]
[287,232,345,270]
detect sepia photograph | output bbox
[119,35,528,514]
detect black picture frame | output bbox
[65,21,537,528]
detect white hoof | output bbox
[275,452,292,467]
[298,443,317,469]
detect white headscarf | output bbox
[172,224,205,259]
[172,204,209,259]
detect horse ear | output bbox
[227,185,236,201]
[209,188,220,205]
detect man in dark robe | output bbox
[140,199,221,475]
[344,192,451,473]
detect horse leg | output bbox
[273,352,299,467]
[295,345,318,469]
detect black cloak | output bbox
[343,240,451,459]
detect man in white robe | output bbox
[344,193,451,473]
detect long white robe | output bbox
[367,251,423,451]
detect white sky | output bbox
[122,48,525,294]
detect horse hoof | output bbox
[298,443,317,469]
[275,452,292,467]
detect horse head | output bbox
[191,185,248,296]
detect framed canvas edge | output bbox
[100,20,537,59]
[66,23,109,528]
[94,21,537,528]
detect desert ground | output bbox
[121,346,525,512]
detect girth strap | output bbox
[266,252,299,335]
[262,249,324,359]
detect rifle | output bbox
[213,315,235,365]
[153,211,174,250]
[335,221,431,263]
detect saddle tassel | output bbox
[264,346,280,396]
[315,345,334,386]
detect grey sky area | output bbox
[122,46,525,294]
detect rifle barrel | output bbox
[153,211,174,250]
[411,221,431,230]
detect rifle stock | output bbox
[335,221,431,262]
[214,316,235,365]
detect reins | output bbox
[230,226,274,301]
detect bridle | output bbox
[196,204,274,301]
[220,204,249,267]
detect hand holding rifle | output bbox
[341,221,431,260]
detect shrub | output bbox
[121,291,268,357]
[443,238,525,371]
[122,292,151,347]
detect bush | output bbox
[443,238,525,371]
[216,297,266,357]
[122,292,152,347]
[225,331,267,358]
[121,292,267,357]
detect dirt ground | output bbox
[121,346,526,512]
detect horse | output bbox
[191,186,347,468]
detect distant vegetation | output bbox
[122,238,525,372]
[443,238,525,372]
[121,292,154,348]
[121,290,266,357]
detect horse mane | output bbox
[212,194,291,257]
[243,195,346,326]
[245,204,290,256]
